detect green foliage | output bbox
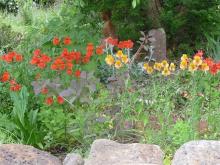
[81,0,150,40]
[9,86,44,148]
[161,0,220,55]
[206,35,220,61]
[0,22,22,53]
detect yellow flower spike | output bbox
[116,50,123,59]
[162,67,171,76]
[121,55,129,64]
[180,60,188,70]
[146,66,154,74]
[115,60,123,69]
[143,63,149,70]
[193,56,203,66]
[105,55,115,66]
[200,62,209,72]
[181,54,188,61]
[153,62,163,71]
[169,63,176,72]
[161,60,169,68]
[188,62,197,72]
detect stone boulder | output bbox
[172,140,220,165]
[63,153,84,165]
[148,28,167,62]
[85,139,164,165]
[0,144,61,165]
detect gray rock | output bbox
[172,140,220,165]
[0,144,61,165]
[85,139,164,165]
[148,28,167,62]
[63,153,84,165]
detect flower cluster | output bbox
[143,60,176,76]
[30,49,51,69]
[53,36,72,46]
[0,71,21,91]
[180,51,220,75]
[31,36,104,106]
[0,51,23,92]
[1,51,23,63]
[105,50,129,69]
[45,95,64,105]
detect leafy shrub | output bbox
[0,0,18,13]
[0,23,22,53]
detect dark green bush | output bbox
[0,0,18,13]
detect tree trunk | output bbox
[147,0,162,28]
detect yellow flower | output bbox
[143,63,149,70]
[181,54,188,61]
[162,67,171,76]
[115,60,123,69]
[116,50,123,59]
[121,55,129,64]
[188,62,197,72]
[146,66,154,74]
[200,62,209,72]
[180,60,188,70]
[105,55,114,66]
[161,60,169,68]
[153,62,163,71]
[193,56,203,66]
[169,63,176,72]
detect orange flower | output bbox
[75,70,81,78]
[9,80,22,92]
[1,71,10,82]
[66,69,72,75]
[118,40,134,49]
[106,37,118,46]
[45,97,53,105]
[57,96,64,104]
[15,54,23,62]
[63,36,72,45]
[41,87,48,94]
[87,43,94,53]
[96,46,104,55]
[1,52,23,63]
[53,37,60,46]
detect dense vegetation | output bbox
[0,0,220,164]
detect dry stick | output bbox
[131,36,149,64]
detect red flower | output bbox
[87,43,94,53]
[34,49,41,56]
[82,56,90,64]
[1,71,10,82]
[66,69,72,75]
[96,46,104,55]
[30,51,51,69]
[9,80,22,92]
[45,97,53,105]
[53,37,60,46]
[75,70,81,78]
[204,58,214,67]
[106,37,118,46]
[118,40,134,49]
[41,87,48,94]
[15,54,23,62]
[63,36,72,45]
[194,50,204,58]
[210,64,218,75]
[57,96,64,104]
[1,52,23,63]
